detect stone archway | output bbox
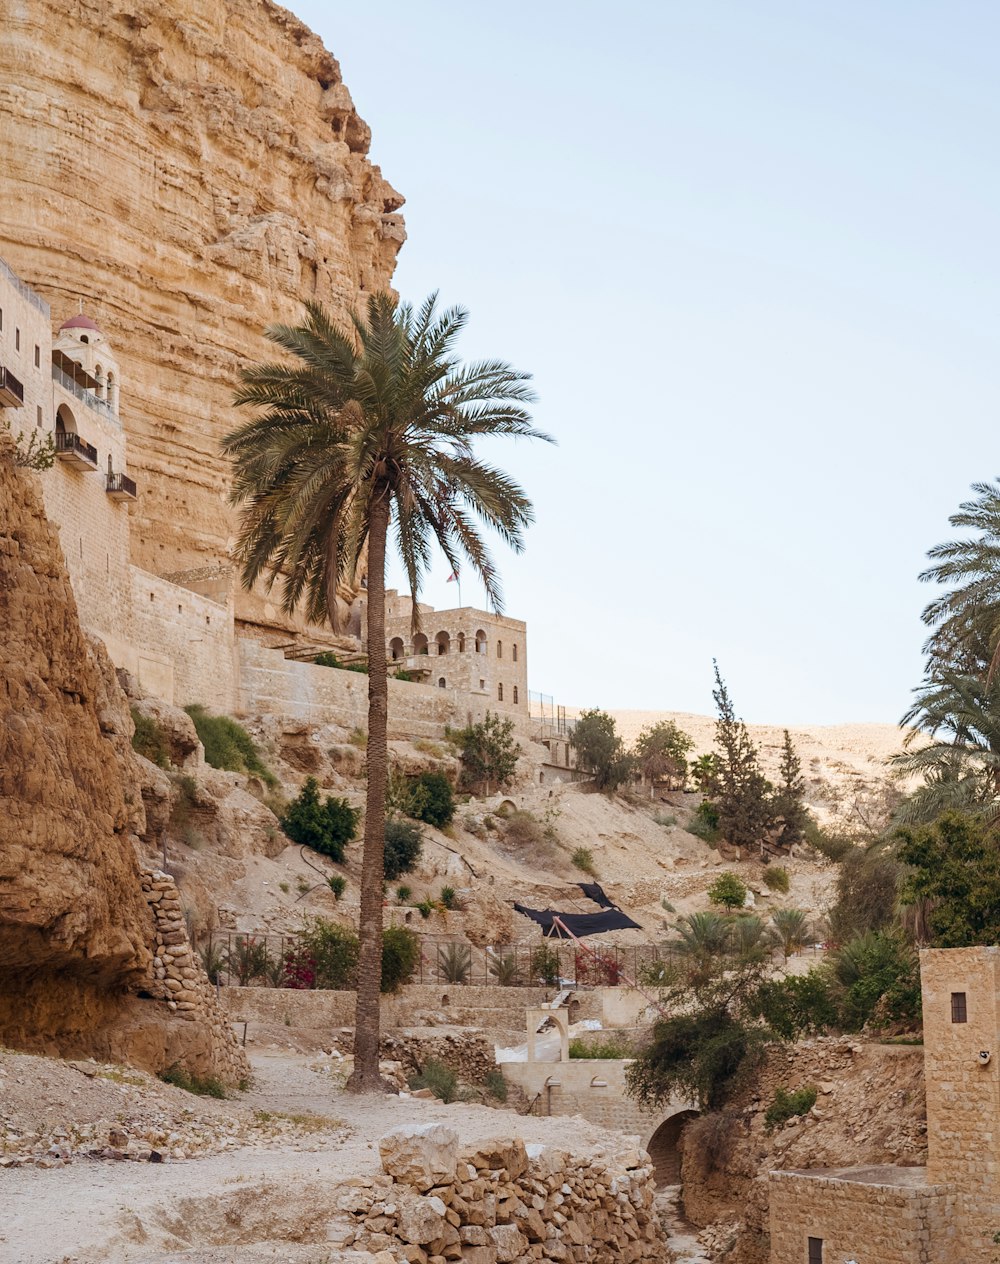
[646,1109,699,1187]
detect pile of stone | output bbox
[329,1122,667,1264]
[380,1031,498,1086]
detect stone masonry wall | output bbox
[140,867,249,1086]
[335,1123,669,1264]
[768,1168,956,1264]
[500,1059,665,1145]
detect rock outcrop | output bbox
[0,439,247,1082]
[0,0,403,638]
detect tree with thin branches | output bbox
[224,294,550,1090]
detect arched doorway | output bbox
[646,1110,699,1187]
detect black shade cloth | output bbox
[576,882,616,910]
[513,903,642,938]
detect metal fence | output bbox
[204,930,675,991]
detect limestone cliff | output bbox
[0,438,247,1081]
[0,0,403,637]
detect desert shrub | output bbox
[408,771,455,828]
[131,708,171,768]
[504,809,543,847]
[762,866,790,893]
[281,777,360,862]
[438,942,472,984]
[184,705,277,787]
[764,1084,817,1131]
[415,899,435,919]
[409,1059,458,1103]
[169,773,200,832]
[752,971,840,1039]
[688,799,721,843]
[531,944,562,986]
[484,1069,508,1102]
[159,1065,227,1098]
[327,875,346,900]
[295,919,359,989]
[568,1033,633,1059]
[654,811,678,828]
[314,651,367,674]
[348,727,367,749]
[396,884,413,903]
[572,847,597,876]
[488,951,520,985]
[440,885,458,910]
[225,934,272,986]
[574,950,622,986]
[381,925,420,993]
[683,1112,738,1173]
[804,819,855,862]
[384,817,423,880]
[198,941,226,985]
[708,872,748,909]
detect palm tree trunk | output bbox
[347,487,390,1092]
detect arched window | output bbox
[512,644,518,662]
[413,632,429,655]
[457,632,466,653]
[497,683,504,702]
[389,637,405,661]
[513,686,519,704]
[107,454,113,476]
[55,403,76,434]
[497,640,503,658]
[475,629,487,654]
[106,371,116,410]
[79,334,89,344]
[438,677,446,689]
[435,631,450,655]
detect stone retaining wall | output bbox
[331,1123,668,1263]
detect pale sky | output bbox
[294,1,1000,725]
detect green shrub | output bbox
[409,1059,459,1103]
[198,941,226,985]
[184,705,277,787]
[831,931,921,1030]
[654,811,678,828]
[384,817,423,880]
[572,847,597,876]
[770,907,812,958]
[159,1064,227,1098]
[764,1084,817,1131]
[763,866,790,894]
[531,944,562,986]
[225,934,272,986]
[415,899,435,919]
[281,777,360,862]
[568,1034,633,1059]
[408,771,455,828]
[314,651,367,674]
[752,971,840,1039]
[804,819,854,862]
[296,918,359,989]
[688,800,721,843]
[381,925,420,993]
[131,707,171,768]
[396,884,413,903]
[484,1069,508,1101]
[327,875,346,900]
[439,885,458,910]
[708,872,748,909]
[488,952,520,985]
[453,711,522,794]
[438,942,472,984]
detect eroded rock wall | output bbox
[0,0,403,636]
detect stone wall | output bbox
[335,1123,669,1263]
[500,1058,666,1144]
[768,1167,956,1264]
[0,257,52,437]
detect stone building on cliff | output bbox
[769,945,1000,1264]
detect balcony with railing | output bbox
[0,365,24,408]
[55,430,98,470]
[0,257,50,316]
[51,360,117,423]
[106,471,137,501]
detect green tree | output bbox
[897,811,1000,947]
[771,730,808,848]
[689,753,721,796]
[408,771,455,828]
[770,907,812,959]
[571,709,633,792]
[224,294,549,1090]
[711,662,774,852]
[633,720,693,794]
[454,710,522,794]
[707,871,748,909]
[383,817,423,881]
[281,776,360,862]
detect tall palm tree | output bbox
[223,294,550,1091]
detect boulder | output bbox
[396,1192,450,1245]
[379,1124,459,1192]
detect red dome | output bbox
[59,314,101,333]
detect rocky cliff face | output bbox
[0,0,403,634]
[0,439,248,1080]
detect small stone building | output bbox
[769,945,1000,1263]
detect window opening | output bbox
[952,992,968,1023]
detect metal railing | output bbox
[52,362,118,422]
[0,365,24,405]
[106,471,137,497]
[55,430,98,464]
[0,257,49,316]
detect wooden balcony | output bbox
[106,471,137,501]
[55,430,98,470]
[0,366,24,408]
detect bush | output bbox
[281,777,360,862]
[831,931,921,1030]
[396,884,413,903]
[752,971,840,1039]
[484,1069,508,1101]
[314,651,367,674]
[409,1059,459,1103]
[440,885,458,910]
[381,925,420,993]
[454,711,522,794]
[488,952,520,985]
[688,799,721,843]
[531,944,562,986]
[438,942,472,984]
[409,771,455,828]
[131,707,171,768]
[683,1111,738,1173]
[804,819,854,862]
[571,847,597,876]
[225,934,272,986]
[828,848,900,942]
[762,866,790,893]
[568,1034,633,1059]
[708,872,748,909]
[571,708,634,792]
[654,811,678,828]
[327,875,346,900]
[574,949,622,986]
[295,918,359,989]
[184,705,276,786]
[764,1084,817,1131]
[199,941,226,985]
[159,1065,227,1098]
[384,817,423,880]
[415,899,435,919]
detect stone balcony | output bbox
[106,470,137,501]
[0,365,24,408]
[55,430,98,470]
